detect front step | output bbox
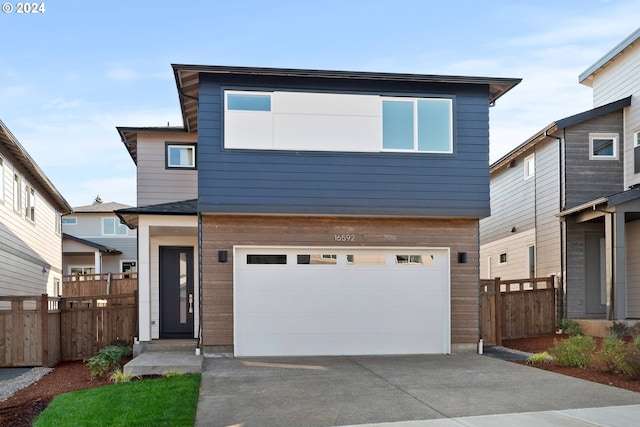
[125,339,202,376]
[134,339,199,355]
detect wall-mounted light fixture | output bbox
[511,227,517,233]
[218,250,228,262]
[458,252,467,264]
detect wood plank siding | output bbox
[201,215,480,348]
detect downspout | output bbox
[546,130,564,321]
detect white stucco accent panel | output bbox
[137,224,151,341]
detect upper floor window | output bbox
[634,131,640,148]
[102,217,128,236]
[166,143,196,169]
[13,174,21,213]
[524,154,535,180]
[62,217,77,225]
[382,98,453,153]
[55,215,62,235]
[589,133,618,160]
[24,185,35,222]
[227,92,271,111]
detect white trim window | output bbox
[24,185,35,222]
[381,97,453,153]
[499,252,507,264]
[634,130,640,147]
[524,154,535,180]
[102,217,128,236]
[62,216,77,225]
[166,143,196,169]
[13,174,21,213]
[589,133,618,160]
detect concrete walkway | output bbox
[195,353,640,427]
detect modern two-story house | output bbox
[117,65,520,356]
[481,27,640,324]
[62,201,137,277]
[0,120,72,296]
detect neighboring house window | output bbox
[166,143,196,169]
[121,261,137,274]
[13,174,21,213]
[634,131,640,174]
[528,245,536,278]
[524,154,535,180]
[55,214,61,235]
[382,97,453,153]
[69,266,95,279]
[499,252,507,264]
[62,217,77,225]
[589,133,618,160]
[102,217,128,236]
[227,92,272,111]
[24,185,35,222]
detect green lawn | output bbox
[34,374,201,427]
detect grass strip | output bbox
[34,374,201,427]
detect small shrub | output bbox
[86,344,132,379]
[625,345,640,380]
[109,369,138,383]
[526,352,553,364]
[550,335,595,369]
[609,321,630,338]
[628,322,640,340]
[558,318,583,336]
[597,334,629,375]
[163,369,184,377]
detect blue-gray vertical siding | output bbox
[197,74,491,217]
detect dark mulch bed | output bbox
[503,333,640,394]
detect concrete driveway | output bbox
[195,353,640,427]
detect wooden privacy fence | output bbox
[480,276,557,346]
[0,295,60,367]
[62,272,137,297]
[0,292,137,367]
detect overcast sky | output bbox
[1,0,639,207]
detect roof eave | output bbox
[579,27,640,85]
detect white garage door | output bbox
[234,247,450,357]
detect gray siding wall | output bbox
[197,75,491,217]
[480,149,536,245]
[564,111,624,209]
[136,132,198,207]
[566,218,603,318]
[535,141,561,277]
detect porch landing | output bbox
[124,339,202,376]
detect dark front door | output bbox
[160,246,194,338]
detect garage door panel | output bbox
[239,332,446,357]
[234,247,450,356]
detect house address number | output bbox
[334,234,356,242]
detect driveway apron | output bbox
[195,353,640,427]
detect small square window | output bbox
[524,154,535,180]
[589,133,618,160]
[499,252,507,264]
[166,143,196,169]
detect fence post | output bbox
[494,277,502,347]
[40,294,48,367]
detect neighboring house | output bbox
[116,64,520,356]
[482,27,640,322]
[0,120,72,296]
[62,202,137,277]
[480,97,630,315]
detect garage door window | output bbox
[297,254,337,265]
[346,254,386,265]
[246,254,287,264]
[395,254,434,265]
